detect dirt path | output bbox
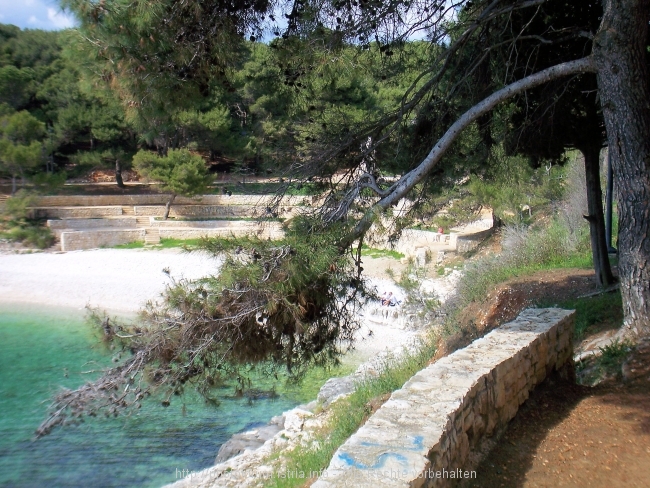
[460,268,650,488]
[467,367,650,487]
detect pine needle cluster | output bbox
[38,217,371,436]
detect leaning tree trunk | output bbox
[594,0,650,334]
[115,159,125,188]
[580,145,615,287]
[163,194,176,220]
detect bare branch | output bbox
[343,56,597,245]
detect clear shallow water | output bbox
[0,304,321,488]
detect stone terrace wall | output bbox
[48,217,137,230]
[47,218,137,238]
[312,308,575,488]
[159,223,284,241]
[134,205,261,218]
[34,206,123,219]
[60,229,145,251]
[36,194,311,207]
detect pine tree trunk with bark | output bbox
[164,194,176,220]
[580,145,615,287]
[594,0,650,334]
[115,159,125,188]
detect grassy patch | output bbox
[360,245,404,260]
[112,238,203,249]
[157,238,203,248]
[112,241,145,249]
[539,289,623,340]
[264,335,437,488]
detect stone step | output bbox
[122,206,135,216]
[136,216,150,227]
[144,227,160,245]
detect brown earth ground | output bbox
[454,268,650,488]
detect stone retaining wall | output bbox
[34,206,123,219]
[312,308,575,488]
[134,205,261,218]
[455,228,495,254]
[151,220,258,228]
[36,194,311,207]
[60,229,145,251]
[48,218,137,238]
[48,217,136,231]
[159,224,284,240]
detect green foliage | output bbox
[40,217,374,433]
[1,189,37,220]
[577,338,633,386]
[1,224,54,249]
[29,171,67,194]
[456,218,592,309]
[0,109,46,191]
[598,339,633,370]
[132,148,212,197]
[0,190,54,249]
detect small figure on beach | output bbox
[381,291,398,307]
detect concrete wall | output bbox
[312,308,575,488]
[60,229,145,251]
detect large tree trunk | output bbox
[115,159,125,188]
[580,145,615,287]
[594,0,650,334]
[164,194,176,220]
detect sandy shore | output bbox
[0,248,427,359]
[0,249,219,314]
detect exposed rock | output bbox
[215,416,285,463]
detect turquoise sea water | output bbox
[0,304,312,488]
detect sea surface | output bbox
[0,304,338,487]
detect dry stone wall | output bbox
[312,308,575,488]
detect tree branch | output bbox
[342,56,597,246]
